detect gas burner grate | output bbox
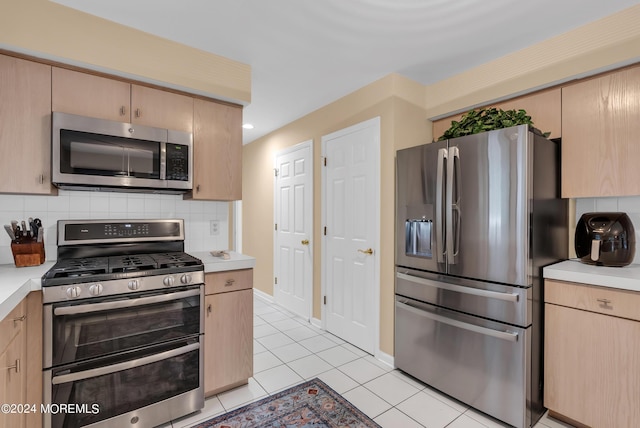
[108,255,158,273]
[151,252,201,269]
[48,257,109,278]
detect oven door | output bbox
[44,337,203,428]
[44,285,203,368]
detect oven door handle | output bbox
[397,300,519,342]
[397,272,519,302]
[53,288,201,316]
[51,342,200,385]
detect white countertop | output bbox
[190,251,256,273]
[0,251,255,321]
[543,259,640,292]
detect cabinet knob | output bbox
[207,304,212,314]
[196,184,201,193]
[12,315,26,326]
[135,108,141,118]
[225,279,236,287]
[4,359,20,373]
[120,106,126,116]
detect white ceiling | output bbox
[52,0,640,144]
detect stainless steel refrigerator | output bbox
[395,125,567,428]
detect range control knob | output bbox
[180,274,192,284]
[128,280,140,291]
[66,286,82,299]
[163,276,175,287]
[89,283,103,296]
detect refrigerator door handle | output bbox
[396,300,519,342]
[452,147,461,257]
[436,148,448,263]
[396,272,519,302]
[446,146,458,264]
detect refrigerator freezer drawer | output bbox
[395,268,530,326]
[395,296,531,428]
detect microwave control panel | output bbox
[165,143,189,181]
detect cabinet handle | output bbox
[196,184,200,193]
[38,174,44,184]
[207,304,212,314]
[120,106,126,116]
[597,298,612,308]
[4,359,20,373]
[12,315,26,325]
[225,279,236,287]
[135,108,141,118]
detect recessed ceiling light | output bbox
[242,123,254,129]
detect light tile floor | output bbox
[166,295,575,428]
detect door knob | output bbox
[301,239,310,245]
[358,248,374,255]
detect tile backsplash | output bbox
[0,190,229,265]
[575,195,640,265]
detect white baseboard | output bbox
[310,317,322,330]
[253,288,274,303]
[375,349,395,369]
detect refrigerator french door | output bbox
[395,125,567,428]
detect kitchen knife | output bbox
[36,226,44,243]
[10,220,18,235]
[21,220,27,235]
[4,225,15,241]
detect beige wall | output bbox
[425,4,640,119]
[0,0,250,104]
[243,74,429,355]
[243,3,640,357]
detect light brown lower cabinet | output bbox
[0,291,42,428]
[204,270,253,396]
[544,280,640,428]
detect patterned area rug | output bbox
[192,378,381,428]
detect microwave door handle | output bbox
[51,342,200,385]
[53,288,201,316]
[435,148,447,263]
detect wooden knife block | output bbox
[11,240,45,267]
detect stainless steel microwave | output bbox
[52,112,193,193]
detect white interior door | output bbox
[274,140,313,319]
[322,118,380,354]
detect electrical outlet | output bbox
[210,220,220,235]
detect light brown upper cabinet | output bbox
[52,67,131,122]
[432,87,562,141]
[52,68,193,133]
[561,65,640,198]
[186,99,242,201]
[0,54,55,195]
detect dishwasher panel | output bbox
[395,295,531,428]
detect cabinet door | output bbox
[0,55,54,195]
[188,99,242,200]
[204,289,253,396]
[432,88,561,141]
[131,85,193,132]
[52,67,131,121]
[545,303,640,427]
[561,65,640,197]
[0,330,26,428]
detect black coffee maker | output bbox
[575,212,636,267]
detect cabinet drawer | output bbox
[545,279,640,321]
[205,269,253,295]
[0,301,25,351]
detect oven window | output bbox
[60,130,160,179]
[51,286,201,367]
[50,339,200,428]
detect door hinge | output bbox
[275,277,278,285]
[323,226,327,236]
[323,157,327,167]
[274,168,279,177]
[275,223,278,231]
[323,295,327,305]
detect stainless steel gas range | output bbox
[41,219,205,428]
